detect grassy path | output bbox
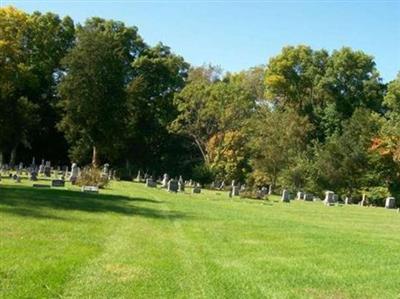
[1,179,400,298]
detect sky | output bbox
[1,0,399,82]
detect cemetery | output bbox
[1,2,399,299]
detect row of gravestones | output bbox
[281,189,397,209]
[138,172,272,199]
[137,172,202,194]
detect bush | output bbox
[192,164,214,185]
[76,166,109,188]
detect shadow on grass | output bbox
[0,185,187,221]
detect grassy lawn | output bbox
[1,178,399,299]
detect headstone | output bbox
[303,193,313,201]
[324,191,336,206]
[136,170,141,182]
[51,179,65,187]
[69,163,78,184]
[192,186,201,194]
[232,186,240,196]
[145,178,157,188]
[102,163,110,178]
[297,191,304,200]
[178,179,185,192]
[167,179,178,192]
[281,189,290,202]
[344,196,351,205]
[29,171,38,181]
[81,186,99,193]
[385,197,396,209]
[360,194,367,206]
[161,173,169,188]
[44,161,51,177]
[38,160,45,174]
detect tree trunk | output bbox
[9,146,17,168]
[91,146,99,168]
[0,152,3,166]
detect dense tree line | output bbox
[1,7,399,203]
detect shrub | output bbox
[76,166,109,188]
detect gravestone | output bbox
[192,186,201,194]
[39,159,45,174]
[281,189,290,202]
[297,191,304,200]
[51,179,65,187]
[360,194,367,206]
[44,161,51,177]
[167,179,178,192]
[145,178,157,188]
[102,164,110,179]
[260,186,269,198]
[81,186,99,193]
[136,170,141,182]
[232,186,240,196]
[29,169,38,181]
[178,176,185,192]
[303,193,313,201]
[344,196,351,205]
[385,197,396,209]
[161,173,169,188]
[324,191,336,206]
[69,163,78,184]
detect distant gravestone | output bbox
[324,191,336,206]
[51,179,65,187]
[82,186,99,193]
[29,171,38,181]
[281,189,290,202]
[192,186,201,194]
[297,191,304,200]
[136,170,141,182]
[232,186,240,196]
[43,161,51,177]
[145,178,157,188]
[360,194,367,206]
[69,163,78,184]
[167,179,178,192]
[102,163,110,178]
[178,178,185,192]
[385,197,396,209]
[161,173,169,188]
[303,193,313,201]
[344,197,351,205]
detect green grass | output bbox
[1,177,399,299]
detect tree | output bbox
[124,43,194,175]
[311,108,383,197]
[0,7,39,165]
[170,66,255,168]
[264,45,328,111]
[249,108,312,193]
[58,18,145,166]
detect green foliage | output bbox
[249,108,312,192]
[58,18,144,165]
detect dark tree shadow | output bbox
[0,185,188,221]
